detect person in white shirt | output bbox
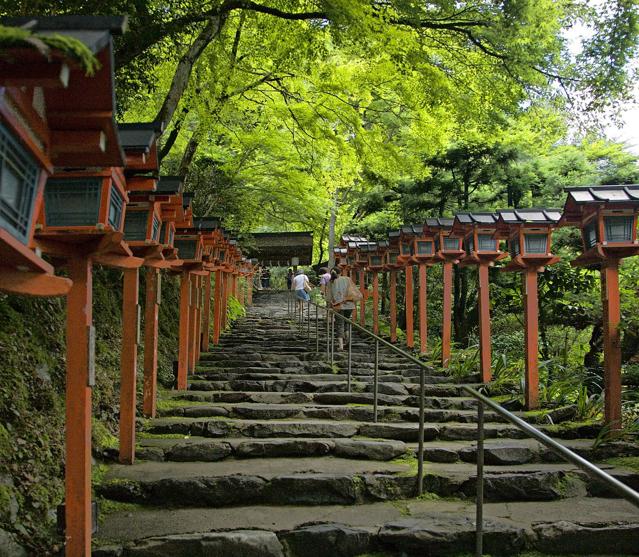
[292,269,311,303]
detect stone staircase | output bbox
[94,291,639,556]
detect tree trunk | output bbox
[327,191,338,268]
[155,16,223,129]
[178,131,200,179]
[317,216,328,265]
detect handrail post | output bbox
[417,366,425,495]
[373,339,379,422]
[315,303,319,352]
[326,307,330,359]
[307,299,311,339]
[330,311,335,366]
[347,322,352,393]
[476,401,485,557]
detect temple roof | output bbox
[242,232,314,266]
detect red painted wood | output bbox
[65,256,93,556]
[405,265,414,348]
[176,271,190,390]
[372,272,379,334]
[389,270,397,343]
[188,274,198,373]
[523,269,539,409]
[119,268,139,464]
[418,263,428,354]
[602,261,622,429]
[441,262,453,368]
[477,263,492,382]
[143,269,159,418]
[202,274,212,352]
[213,270,223,344]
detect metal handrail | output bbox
[288,291,428,495]
[287,291,639,557]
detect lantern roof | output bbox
[454,212,499,225]
[193,217,222,231]
[156,176,184,194]
[561,185,639,224]
[496,208,562,231]
[340,234,367,244]
[118,122,162,153]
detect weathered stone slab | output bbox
[359,423,439,442]
[378,515,526,555]
[263,475,363,505]
[532,520,639,555]
[280,523,372,557]
[235,439,334,458]
[459,445,535,465]
[333,439,406,461]
[244,422,358,438]
[165,441,232,462]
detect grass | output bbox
[603,456,639,472]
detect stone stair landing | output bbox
[94,291,639,556]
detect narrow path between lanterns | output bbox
[94,291,639,556]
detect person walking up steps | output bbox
[292,268,312,307]
[329,266,362,351]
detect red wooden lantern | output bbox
[497,209,562,410]
[452,212,506,382]
[1,15,130,555]
[560,185,639,429]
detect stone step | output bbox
[95,498,639,556]
[156,402,505,424]
[143,416,533,441]
[411,438,639,465]
[172,390,479,411]
[191,372,408,383]
[136,436,407,462]
[96,459,636,508]
[187,378,474,396]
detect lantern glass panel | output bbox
[583,220,598,249]
[0,122,39,243]
[508,239,520,258]
[388,253,398,264]
[108,187,124,229]
[124,210,149,241]
[371,255,383,266]
[175,239,197,260]
[400,242,412,255]
[477,234,496,252]
[160,221,168,244]
[524,234,547,254]
[443,237,459,251]
[604,215,634,243]
[416,240,433,255]
[44,178,101,227]
[218,249,226,261]
[152,215,160,241]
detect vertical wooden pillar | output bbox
[602,260,622,429]
[177,271,190,390]
[195,275,203,361]
[389,270,397,342]
[477,263,492,382]
[372,272,379,334]
[143,269,159,418]
[119,268,139,465]
[523,269,539,409]
[247,274,253,305]
[188,274,199,373]
[418,263,428,354]
[213,270,223,344]
[201,274,212,352]
[221,272,229,330]
[65,256,93,556]
[405,265,414,348]
[359,269,366,326]
[441,261,453,368]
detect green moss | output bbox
[98,499,145,518]
[156,398,210,411]
[93,419,118,451]
[390,453,420,476]
[604,456,639,472]
[137,432,190,440]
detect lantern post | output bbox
[385,231,403,343]
[560,185,639,428]
[413,224,438,354]
[431,218,464,368]
[397,227,418,349]
[3,15,131,554]
[452,213,506,382]
[496,209,562,409]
